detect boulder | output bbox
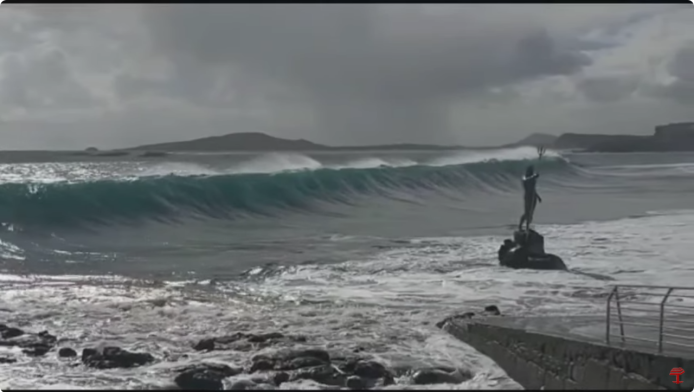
[334,358,394,387]
[272,372,290,386]
[290,364,346,386]
[345,376,366,390]
[412,368,472,385]
[249,348,331,373]
[193,332,305,352]
[1,326,24,339]
[513,229,545,254]
[81,346,154,369]
[0,324,58,357]
[174,363,242,390]
[58,347,78,358]
[498,229,567,270]
[483,305,501,316]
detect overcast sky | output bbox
[0,4,692,149]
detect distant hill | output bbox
[129,132,463,152]
[129,132,330,152]
[126,122,694,153]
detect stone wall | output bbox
[441,318,694,390]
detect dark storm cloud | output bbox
[141,4,592,144]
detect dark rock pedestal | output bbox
[498,229,567,271]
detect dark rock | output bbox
[193,338,216,352]
[273,372,290,386]
[38,331,57,343]
[345,375,366,390]
[192,333,246,352]
[499,229,567,270]
[0,326,59,357]
[382,372,396,386]
[412,368,472,385]
[498,239,515,262]
[483,305,501,316]
[1,327,24,339]
[287,348,330,363]
[281,356,326,370]
[292,364,345,386]
[82,348,98,360]
[0,356,16,364]
[194,332,304,352]
[250,359,274,373]
[251,348,331,372]
[81,346,154,369]
[354,360,390,379]
[58,347,77,358]
[23,343,51,356]
[175,363,241,390]
[335,357,360,373]
[502,248,567,270]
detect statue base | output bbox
[498,228,567,271]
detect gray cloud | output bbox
[577,75,640,103]
[0,4,691,149]
[669,43,694,83]
[0,47,98,112]
[643,42,694,104]
[141,4,594,144]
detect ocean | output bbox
[1,147,693,389]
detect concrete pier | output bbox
[439,314,694,390]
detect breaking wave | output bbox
[0,148,574,228]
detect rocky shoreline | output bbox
[0,307,503,390]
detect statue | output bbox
[518,146,545,231]
[497,146,567,270]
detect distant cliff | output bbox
[558,122,694,152]
[553,134,651,151]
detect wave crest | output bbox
[0,149,572,228]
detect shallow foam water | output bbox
[2,210,694,389]
[0,150,694,389]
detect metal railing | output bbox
[606,284,694,354]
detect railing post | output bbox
[606,286,617,345]
[615,287,626,345]
[658,288,674,353]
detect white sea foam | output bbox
[1,209,692,389]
